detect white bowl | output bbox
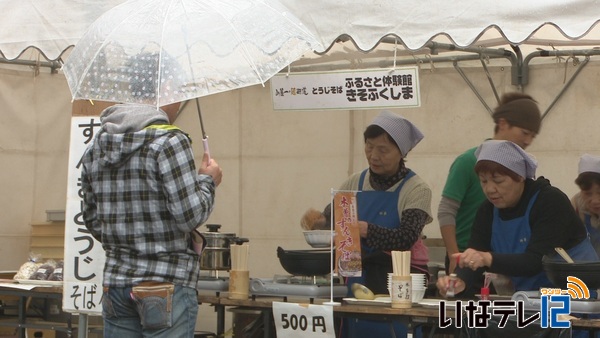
[303,230,333,248]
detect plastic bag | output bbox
[13,253,43,280]
[48,260,64,281]
[30,260,58,280]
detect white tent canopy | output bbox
[1,0,600,62]
[284,0,600,52]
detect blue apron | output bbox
[491,191,598,291]
[343,169,415,338]
[584,214,600,256]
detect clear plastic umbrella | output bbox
[62,0,320,156]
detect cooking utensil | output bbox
[554,247,575,263]
[543,254,600,289]
[200,224,248,271]
[276,247,332,276]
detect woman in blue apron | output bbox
[305,111,434,338]
[571,154,600,257]
[436,140,598,298]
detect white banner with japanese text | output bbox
[270,67,420,111]
[63,116,105,315]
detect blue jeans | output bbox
[102,284,199,338]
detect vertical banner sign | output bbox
[333,191,362,277]
[270,67,420,111]
[272,302,336,338]
[63,116,105,315]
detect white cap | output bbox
[475,140,537,179]
[370,111,424,156]
[578,154,600,175]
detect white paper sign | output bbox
[270,67,420,111]
[272,302,336,338]
[63,116,105,315]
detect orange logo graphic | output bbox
[540,276,590,299]
[565,276,589,299]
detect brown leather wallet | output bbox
[131,282,175,311]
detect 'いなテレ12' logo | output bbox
[438,276,590,330]
[539,276,590,329]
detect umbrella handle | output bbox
[202,136,211,164]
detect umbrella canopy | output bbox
[62,0,321,107]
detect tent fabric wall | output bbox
[2,1,600,333]
[0,66,71,264]
[0,59,598,275]
[1,0,600,273]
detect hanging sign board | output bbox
[272,302,336,338]
[63,115,105,315]
[270,67,420,111]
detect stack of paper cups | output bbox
[410,273,427,303]
[390,275,411,309]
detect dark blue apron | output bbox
[343,169,415,338]
[584,214,600,256]
[491,191,598,291]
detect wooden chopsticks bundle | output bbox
[391,250,411,275]
[230,244,249,271]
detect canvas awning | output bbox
[2,0,600,60]
[2,0,600,89]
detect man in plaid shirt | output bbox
[81,100,222,337]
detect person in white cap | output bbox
[301,111,432,338]
[436,140,597,298]
[439,92,543,275]
[571,154,600,255]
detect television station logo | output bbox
[438,276,590,329]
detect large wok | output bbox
[542,254,600,289]
[277,247,333,276]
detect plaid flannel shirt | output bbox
[81,119,215,288]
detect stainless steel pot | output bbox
[200,224,248,271]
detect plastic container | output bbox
[446,273,457,297]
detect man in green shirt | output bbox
[439,92,542,274]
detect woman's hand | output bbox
[358,221,369,238]
[455,249,493,270]
[436,275,465,298]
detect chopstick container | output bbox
[228,270,249,300]
[390,275,411,309]
[229,243,250,300]
[390,250,412,308]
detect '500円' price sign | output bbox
[272,302,336,338]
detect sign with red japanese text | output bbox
[63,116,105,315]
[333,191,361,277]
[272,302,336,338]
[270,67,420,111]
